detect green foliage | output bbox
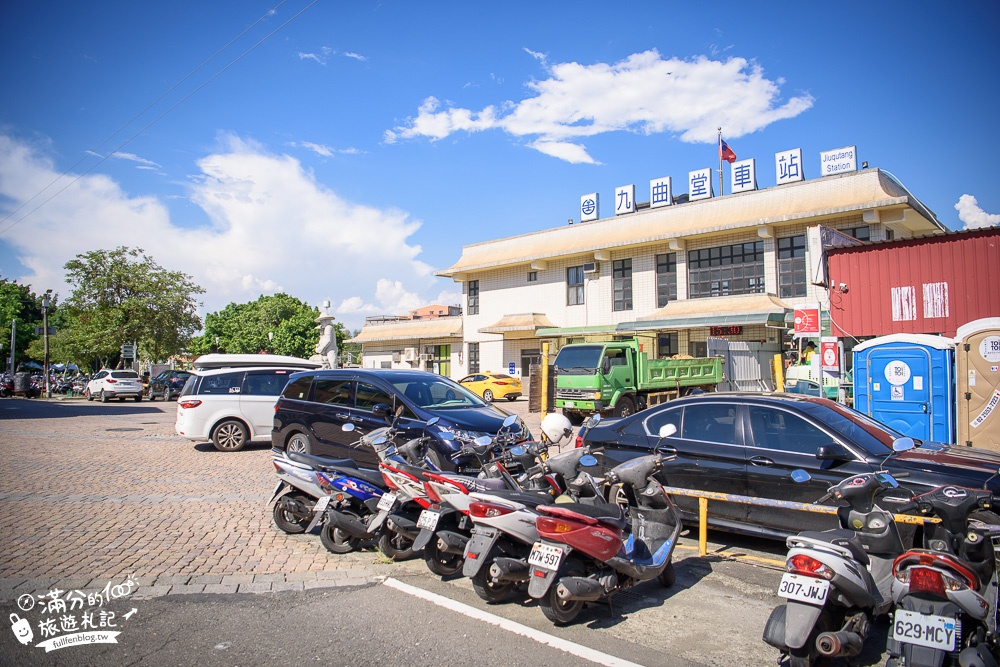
[63,247,204,368]
[0,278,48,371]
[191,293,347,359]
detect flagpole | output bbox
[718,127,724,196]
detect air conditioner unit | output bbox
[391,353,401,363]
[582,262,599,274]
[419,353,431,361]
[403,347,417,362]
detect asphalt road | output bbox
[0,397,894,666]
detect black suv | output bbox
[271,369,529,470]
[148,369,193,401]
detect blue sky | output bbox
[1,1,998,331]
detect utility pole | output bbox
[8,319,15,375]
[42,297,50,397]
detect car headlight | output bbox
[438,425,491,443]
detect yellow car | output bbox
[458,372,522,402]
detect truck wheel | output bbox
[614,397,635,419]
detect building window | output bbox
[468,280,479,315]
[845,226,871,242]
[886,229,895,240]
[613,258,633,311]
[527,271,537,282]
[567,266,585,305]
[468,342,480,374]
[655,253,677,308]
[657,333,678,358]
[688,241,764,298]
[777,235,807,298]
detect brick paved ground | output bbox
[0,396,545,602]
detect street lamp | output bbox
[42,296,50,398]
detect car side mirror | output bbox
[658,424,677,438]
[816,443,854,461]
[372,403,391,418]
[342,423,356,432]
[892,437,915,453]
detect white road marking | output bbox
[382,577,646,667]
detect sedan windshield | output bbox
[799,399,905,455]
[554,346,603,375]
[392,377,487,409]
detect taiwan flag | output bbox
[719,137,737,163]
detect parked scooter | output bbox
[461,415,605,603]
[885,484,1000,667]
[526,428,682,625]
[762,440,916,666]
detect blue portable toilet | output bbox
[853,334,955,443]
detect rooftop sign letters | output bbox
[649,176,672,208]
[614,184,635,215]
[731,158,757,193]
[688,168,713,201]
[775,148,804,185]
[580,192,599,222]
[820,146,858,176]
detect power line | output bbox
[0,0,319,238]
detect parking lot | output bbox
[0,396,895,666]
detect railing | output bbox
[661,486,938,557]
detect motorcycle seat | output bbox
[287,451,360,471]
[482,488,552,508]
[797,529,869,566]
[338,467,387,489]
[540,502,627,529]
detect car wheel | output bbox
[286,432,311,455]
[148,390,156,402]
[118,397,126,402]
[506,395,518,401]
[483,389,494,402]
[100,390,109,403]
[212,419,248,452]
[134,395,142,402]
[614,397,635,419]
[86,389,93,402]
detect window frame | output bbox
[567,266,585,306]
[467,280,479,315]
[687,241,765,298]
[655,252,677,308]
[777,234,807,299]
[612,258,633,312]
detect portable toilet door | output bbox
[956,318,1000,450]
[853,334,955,443]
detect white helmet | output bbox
[541,413,573,443]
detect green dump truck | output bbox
[553,339,724,423]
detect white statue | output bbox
[311,300,338,369]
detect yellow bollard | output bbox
[541,341,550,415]
[773,353,785,392]
[699,497,708,557]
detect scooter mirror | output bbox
[892,437,915,452]
[509,446,525,456]
[585,414,602,429]
[474,435,494,447]
[342,423,356,432]
[658,424,677,438]
[791,469,812,483]
[502,414,518,428]
[875,472,899,488]
[580,454,599,467]
[372,436,388,446]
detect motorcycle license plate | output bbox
[312,495,330,514]
[417,509,440,531]
[777,573,829,605]
[892,609,957,651]
[527,542,563,571]
[376,492,397,512]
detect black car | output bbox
[580,393,1000,539]
[271,369,530,470]
[148,369,193,401]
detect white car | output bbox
[175,366,302,452]
[86,369,144,402]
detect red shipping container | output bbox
[828,228,1000,338]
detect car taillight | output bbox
[537,516,577,534]
[469,501,515,518]
[788,554,834,580]
[575,435,583,448]
[106,378,118,384]
[492,381,508,385]
[178,399,202,409]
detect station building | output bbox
[350,159,946,386]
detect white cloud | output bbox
[955,194,1000,230]
[298,46,333,65]
[343,52,367,62]
[386,49,813,162]
[0,133,442,330]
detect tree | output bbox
[63,247,204,368]
[191,293,348,360]
[0,277,46,372]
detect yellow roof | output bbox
[437,169,943,278]
[347,317,463,343]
